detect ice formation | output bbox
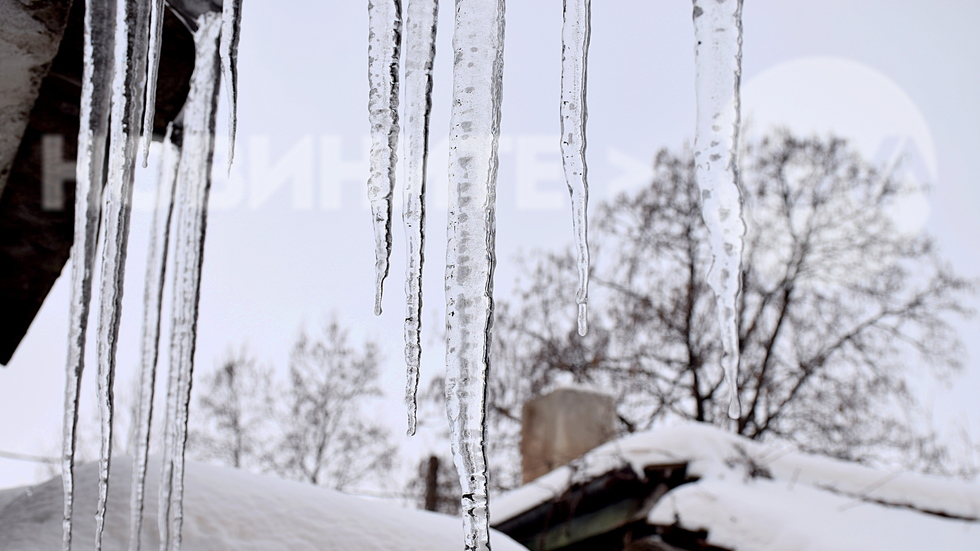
[93,0,153,548]
[139,0,165,167]
[64,3,239,551]
[220,0,243,170]
[129,125,179,551]
[56,0,754,549]
[62,0,114,548]
[366,0,402,316]
[159,12,223,551]
[443,1,506,548]
[401,0,439,436]
[691,0,745,419]
[560,0,591,337]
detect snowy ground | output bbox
[494,422,980,551]
[0,459,526,550]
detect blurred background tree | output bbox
[188,348,275,471]
[487,130,975,489]
[189,317,395,491]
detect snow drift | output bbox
[0,459,526,551]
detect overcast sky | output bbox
[2,1,979,489]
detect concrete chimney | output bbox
[520,387,618,483]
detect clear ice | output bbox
[161,12,223,551]
[139,0,165,168]
[94,0,152,548]
[128,125,179,551]
[367,0,402,315]
[692,0,745,420]
[444,1,505,549]
[220,0,243,170]
[157,325,179,551]
[402,0,439,436]
[560,0,591,337]
[62,0,114,548]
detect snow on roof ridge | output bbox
[492,421,980,525]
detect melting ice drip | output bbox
[401,0,439,437]
[560,0,591,338]
[61,2,241,551]
[692,0,745,420]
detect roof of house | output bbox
[492,421,980,551]
[0,458,526,551]
[0,0,194,365]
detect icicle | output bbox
[94,0,152,549]
[139,0,165,168]
[402,0,439,436]
[559,0,590,337]
[165,13,223,551]
[445,1,505,549]
[62,1,114,548]
[220,0,243,171]
[157,319,181,551]
[367,0,402,316]
[128,125,180,551]
[691,0,744,420]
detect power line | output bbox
[0,450,60,464]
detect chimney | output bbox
[520,387,618,483]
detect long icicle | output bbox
[157,297,181,551]
[691,0,745,420]
[62,0,115,548]
[139,0,165,167]
[128,124,180,551]
[166,12,223,551]
[95,0,152,549]
[367,0,402,315]
[402,0,439,436]
[219,0,244,171]
[445,0,505,549]
[559,0,590,337]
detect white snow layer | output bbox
[492,422,980,551]
[0,459,527,551]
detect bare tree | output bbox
[269,319,395,490]
[489,130,974,488]
[189,319,395,492]
[189,348,275,470]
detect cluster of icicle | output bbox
[368,0,595,548]
[61,1,242,550]
[60,0,746,548]
[370,0,745,548]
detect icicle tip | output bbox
[727,391,741,420]
[406,413,417,437]
[140,140,151,169]
[577,302,588,336]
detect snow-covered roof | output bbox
[0,459,527,551]
[492,421,980,551]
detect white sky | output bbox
[1,1,979,489]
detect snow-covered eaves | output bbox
[492,422,980,551]
[0,1,195,366]
[651,473,978,551]
[0,459,528,551]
